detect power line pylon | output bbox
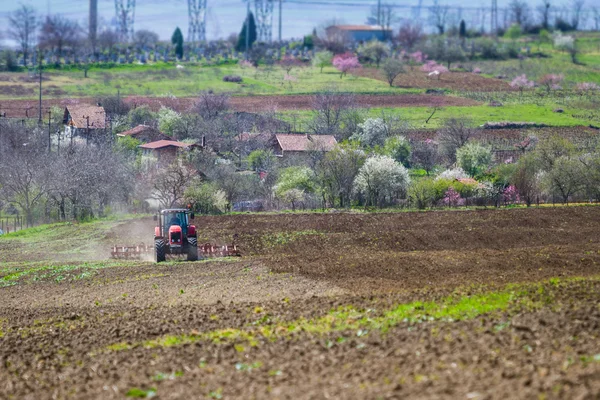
[254,0,274,43]
[115,0,136,43]
[188,0,207,44]
[491,0,498,35]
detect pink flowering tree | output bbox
[441,187,465,207]
[510,74,534,97]
[421,61,448,80]
[280,55,303,74]
[502,185,520,205]
[283,73,298,89]
[239,60,254,69]
[332,53,361,78]
[538,74,564,94]
[576,82,600,95]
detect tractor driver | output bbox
[168,215,182,228]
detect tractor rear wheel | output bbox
[187,237,198,261]
[155,238,166,263]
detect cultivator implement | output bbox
[110,243,241,260]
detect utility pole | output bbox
[245,0,250,60]
[38,51,43,124]
[279,0,282,43]
[491,0,498,36]
[48,109,52,152]
[377,0,381,26]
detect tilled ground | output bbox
[1,207,599,399]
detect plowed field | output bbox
[1,207,599,399]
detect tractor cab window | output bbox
[162,212,188,234]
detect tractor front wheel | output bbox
[155,238,166,263]
[187,237,198,261]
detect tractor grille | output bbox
[170,232,182,244]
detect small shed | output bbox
[63,105,106,138]
[139,140,199,164]
[272,134,337,157]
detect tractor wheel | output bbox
[155,239,166,263]
[187,237,198,261]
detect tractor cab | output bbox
[160,209,191,236]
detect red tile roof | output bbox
[65,105,106,129]
[275,134,337,152]
[139,140,195,150]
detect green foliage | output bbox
[358,40,389,68]
[127,105,156,128]
[171,27,184,60]
[303,35,314,50]
[459,20,467,38]
[184,182,228,214]
[456,142,492,178]
[236,12,257,52]
[115,136,142,154]
[274,166,315,196]
[381,58,404,87]
[381,135,411,167]
[157,107,181,136]
[408,178,436,209]
[505,24,522,42]
[312,51,333,73]
[126,387,157,398]
[246,149,276,172]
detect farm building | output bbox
[139,140,200,164]
[117,125,170,143]
[272,134,337,157]
[325,25,392,42]
[63,105,106,139]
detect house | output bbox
[63,105,106,140]
[325,25,392,42]
[117,125,170,143]
[139,140,199,164]
[272,134,337,157]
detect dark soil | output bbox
[1,207,599,399]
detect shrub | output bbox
[382,136,411,167]
[456,142,492,178]
[408,178,436,209]
[510,74,534,95]
[441,187,465,207]
[223,75,243,83]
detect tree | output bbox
[571,0,586,31]
[38,15,80,59]
[397,22,423,50]
[247,149,277,172]
[128,105,157,127]
[157,107,182,136]
[429,0,449,34]
[152,162,197,208]
[508,0,530,27]
[593,7,600,31]
[538,74,564,93]
[366,2,397,33]
[381,58,404,87]
[456,142,492,178]
[236,12,257,52]
[332,53,361,78]
[308,90,356,136]
[535,134,575,171]
[134,29,159,51]
[273,166,315,210]
[510,74,534,96]
[354,155,410,207]
[8,5,37,66]
[504,23,521,42]
[312,51,333,73]
[359,40,388,68]
[411,139,439,175]
[511,153,541,206]
[382,136,411,167]
[98,29,119,56]
[459,20,467,38]
[351,118,389,147]
[543,156,586,204]
[171,27,184,60]
[319,143,366,208]
[537,0,551,30]
[554,33,579,63]
[184,182,227,214]
[436,118,475,164]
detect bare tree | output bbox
[397,22,423,50]
[8,5,38,66]
[134,29,159,51]
[308,90,356,137]
[39,15,81,59]
[195,92,231,121]
[593,7,600,31]
[508,0,530,27]
[436,118,476,164]
[152,162,198,209]
[98,29,119,56]
[366,3,398,35]
[429,0,449,34]
[571,0,586,30]
[537,0,551,29]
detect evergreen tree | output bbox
[459,20,466,38]
[236,12,257,52]
[171,27,184,59]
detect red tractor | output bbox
[153,209,198,262]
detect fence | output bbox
[0,216,24,234]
